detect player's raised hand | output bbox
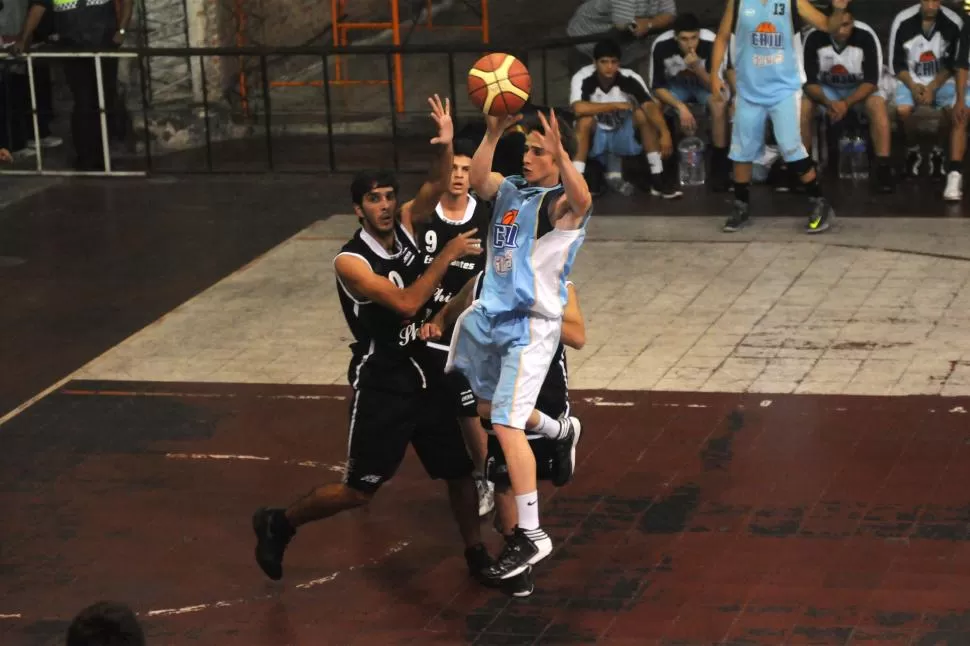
[536,109,564,156]
[485,113,523,137]
[419,321,443,341]
[444,228,483,259]
[429,94,453,145]
[831,0,849,10]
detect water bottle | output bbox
[852,136,869,180]
[678,136,706,187]
[838,135,854,179]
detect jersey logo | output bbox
[493,209,520,249]
[494,249,513,276]
[915,51,939,78]
[751,22,783,49]
[822,64,856,86]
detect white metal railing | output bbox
[0,50,144,176]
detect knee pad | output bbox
[787,156,814,177]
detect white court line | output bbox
[165,452,346,473]
[582,397,635,407]
[0,540,411,621]
[0,223,329,429]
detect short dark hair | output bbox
[66,602,144,646]
[519,105,577,159]
[350,169,399,206]
[592,39,622,61]
[673,13,701,34]
[825,4,852,17]
[453,138,477,159]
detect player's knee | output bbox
[576,116,595,136]
[787,155,814,178]
[896,105,914,120]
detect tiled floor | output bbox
[75,215,970,398]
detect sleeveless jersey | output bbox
[418,195,490,333]
[732,0,805,105]
[479,176,587,319]
[335,222,430,393]
[472,272,569,420]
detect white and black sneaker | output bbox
[904,147,922,179]
[944,171,963,201]
[484,526,553,580]
[476,476,495,516]
[928,147,947,180]
[552,416,582,486]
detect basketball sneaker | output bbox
[552,416,582,487]
[484,526,553,580]
[476,476,495,516]
[805,197,833,234]
[252,507,295,580]
[722,199,749,233]
[505,565,535,598]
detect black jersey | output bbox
[803,22,881,88]
[335,222,431,393]
[889,3,963,83]
[417,195,490,336]
[648,28,719,90]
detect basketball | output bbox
[467,53,532,117]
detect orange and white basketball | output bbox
[467,53,532,117]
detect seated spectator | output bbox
[649,13,731,191]
[66,601,144,646]
[570,38,680,199]
[801,7,893,193]
[889,0,966,200]
[566,0,678,73]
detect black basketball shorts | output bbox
[343,386,474,494]
[425,343,479,418]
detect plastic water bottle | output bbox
[852,136,869,180]
[678,136,706,187]
[838,135,854,179]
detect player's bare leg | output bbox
[708,92,732,191]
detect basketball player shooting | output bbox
[711,0,849,234]
[447,107,592,582]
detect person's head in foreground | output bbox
[66,601,145,646]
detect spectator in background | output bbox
[566,0,678,73]
[15,0,131,171]
[649,12,732,191]
[889,0,966,199]
[801,7,893,193]
[570,38,680,199]
[66,601,144,646]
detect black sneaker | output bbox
[649,173,683,199]
[722,200,749,233]
[484,526,553,580]
[464,543,494,585]
[253,507,295,580]
[805,197,833,234]
[552,416,582,487]
[904,148,922,179]
[875,161,895,194]
[504,566,535,598]
[929,147,947,179]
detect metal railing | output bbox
[0,33,603,177]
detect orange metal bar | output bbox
[391,0,404,113]
[481,0,489,43]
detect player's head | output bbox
[830,6,854,42]
[673,13,701,55]
[518,105,577,186]
[592,39,622,81]
[448,138,476,198]
[920,0,940,20]
[350,169,399,235]
[66,601,145,646]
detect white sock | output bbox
[647,151,663,175]
[606,152,623,176]
[516,491,540,530]
[572,160,586,174]
[531,411,564,440]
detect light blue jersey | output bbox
[478,176,587,319]
[732,0,805,105]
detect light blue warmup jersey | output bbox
[732,0,805,105]
[477,176,587,319]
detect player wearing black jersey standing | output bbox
[422,272,587,597]
[416,138,495,517]
[251,95,492,582]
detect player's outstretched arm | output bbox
[400,95,454,233]
[796,0,846,33]
[710,0,735,100]
[560,282,586,350]
[335,230,482,319]
[536,110,592,227]
[470,113,521,200]
[419,272,480,341]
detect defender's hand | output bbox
[444,228,483,260]
[429,94,453,145]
